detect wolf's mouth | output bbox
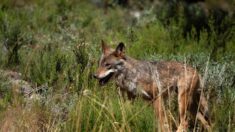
[99,72,114,85]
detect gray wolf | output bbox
[94,40,211,132]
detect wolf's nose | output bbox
[93,74,98,79]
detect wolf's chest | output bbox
[116,73,137,92]
[115,73,152,99]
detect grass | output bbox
[0,0,234,131]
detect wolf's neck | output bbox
[123,56,139,68]
[126,56,157,76]
[126,56,142,64]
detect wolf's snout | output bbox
[93,74,98,79]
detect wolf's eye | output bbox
[105,63,111,69]
[105,63,111,67]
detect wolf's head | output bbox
[93,40,126,85]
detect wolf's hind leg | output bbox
[197,93,211,131]
[177,88,189,132]
[196,112,211,132]
[199,93,210,122]
[154,97,170,132]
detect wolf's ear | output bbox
[115,42,125,57]
[101,40,110,55]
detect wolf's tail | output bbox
[199,95,210,123]
[198,75,210,124]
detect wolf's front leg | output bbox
[118,88,126,100]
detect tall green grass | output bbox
[0,0,234,131]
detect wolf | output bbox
[94,40,211,132]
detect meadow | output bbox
[0,0,234,131]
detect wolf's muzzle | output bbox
[93,74,98,79]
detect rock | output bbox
[0,69,46,100]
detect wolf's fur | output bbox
[94,41,211,131]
